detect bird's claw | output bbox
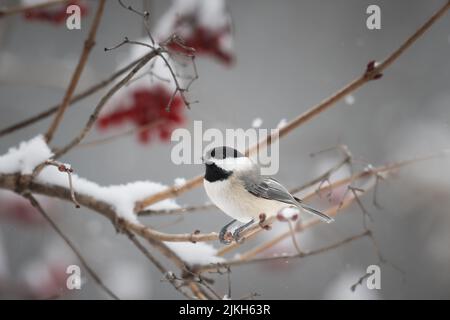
[219,219,253,244]
[232,229,245,244]
[219,231,233,244]
[219,219,237,245]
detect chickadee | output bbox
[203,146,334,244]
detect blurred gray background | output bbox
[0,0,449,299]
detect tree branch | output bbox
[0,56,144,138]
[122,228,197,299]
[198,230,371,272]
[45,0,106,143]
[23,193,120,300]
[52,49,160,160]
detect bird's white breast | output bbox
[204,176,287,223]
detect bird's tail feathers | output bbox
[293,197,334,223]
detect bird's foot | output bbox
[219,219,237,244]
[219,230,233,244]
[232,229,245,244]
[232,219,255,244]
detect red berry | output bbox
[97,85,186,145]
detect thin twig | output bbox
[117,0,155,45]
[199,231,371,272]
[350,270,375,292]
[287,220,303,255]
[52,49,160,160]
[290,144,352,195]
[44,160,81,208]
[114,2,198,111]
[79,119,164,147]
[23,193,120,300]
[181,268,221,300]
[45,0,107,143]
[0,56,144,138]
[122,228,195,299]
[138,203,214,217]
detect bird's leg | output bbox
[232,219,255,244]
[219,219,237,244]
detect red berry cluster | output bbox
[23,0,88,25]
[169,17,234,65]
[97,85,185,144]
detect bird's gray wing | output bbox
[242,176,297,206]
[242,176,334,223]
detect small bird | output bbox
[203,146,334,244]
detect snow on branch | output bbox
[0,136,180,223]
[0,135,52,175]
[164,242,224,266]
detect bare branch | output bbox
[45,0,107,143]
[44,160,81,208]
[290,144,352,195]
[122,228,196,299]
[52,49,160,160]
[199,230,371,272]
[79,119,164,147]
[350,270,374,292]
[23,193,120,300]
[0,56,144,138]
[117,0,155,45]
[138,203,214,217]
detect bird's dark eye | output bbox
[233,149,238,158]
[211,149,215,157]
